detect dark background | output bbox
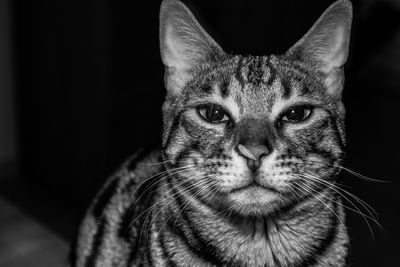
[0,0,398,266]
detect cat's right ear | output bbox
[159,0,225,95]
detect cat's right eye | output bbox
[197,104,229,124]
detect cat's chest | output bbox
[171,214,303,266]
[201,219,299,266]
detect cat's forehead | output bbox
[187,54,322,116]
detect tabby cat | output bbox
[69,0,353,266]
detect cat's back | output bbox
[69,148,163,267]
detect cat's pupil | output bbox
[285,107,306,122]
[206,105,225,122]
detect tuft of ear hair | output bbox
[286,0,353,98]
[159,0,226,95]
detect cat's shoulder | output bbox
[71,149,163,265]
[88,148,163,215]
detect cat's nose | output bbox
[237,144,270,171]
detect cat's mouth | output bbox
[229,181,279,194]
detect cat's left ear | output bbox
[159,0,226,95]
[286,0,352,97]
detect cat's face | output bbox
[159,0,352,216]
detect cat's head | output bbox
[159,0,352,216]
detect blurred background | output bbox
[0,0,399,266]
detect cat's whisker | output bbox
[128,165,197,209]
[129,179,183,242]
[141,171,203,217]
[291,180,348,239]
[294,173,383,240]
[305,158,389,183]
[296,171,381,228]
[293,179,352,244]
[338,165,390,183]
[128,165,192,203]
[298,173,380,223]
[138,176,208,244]
[170,181,215,233]
[137,158,172,166]
[148,177,215,239]
[285,183,304,203]
[125,172,195,233]
[126,170,199,234]
[297,173,378,220]
[159,178,216,236]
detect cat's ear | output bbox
[286,0,352,97]
[159,0,225,94]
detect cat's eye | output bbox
[281,106,312,123]
[197,104,229,124]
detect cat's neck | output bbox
[151,178,348,266]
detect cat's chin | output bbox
[227,185,282,216]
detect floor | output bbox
[0,165,84,267]
[0,197,68,267]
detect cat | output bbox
[69,0,353,266]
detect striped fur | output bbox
[70,0,353,266]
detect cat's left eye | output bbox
[197,104,229,124]
[281,106,312,123]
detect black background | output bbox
[8,0,400,266]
